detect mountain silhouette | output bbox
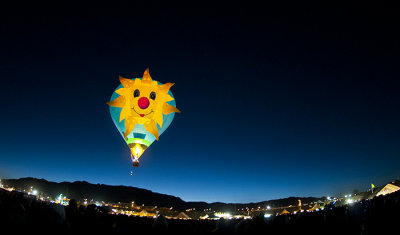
[1,177,323,211]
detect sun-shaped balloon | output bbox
[107,68,180,167]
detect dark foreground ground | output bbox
[1,187,399,235]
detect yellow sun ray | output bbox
[124,118,137,140]
[164,94,175,102]
[144,121,159,141]
[158,82,174,93]
[106,95,125,107]
[154,111,164,127]
[142,68,153,83]
[163,103,181,115]
[119,75,135,88]
[119,106,131,122]
[115,87,129,96]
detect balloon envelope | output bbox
[108,70,179,167]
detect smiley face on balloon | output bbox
[107,68,180,141]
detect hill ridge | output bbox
[1,177,323,211]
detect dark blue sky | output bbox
[1,6,400,203]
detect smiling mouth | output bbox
[132,107,153,117]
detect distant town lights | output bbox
[215,212,231,218]
[264,214,272,218]
[346,199,354,204]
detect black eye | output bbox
[134,89,140,97]
[150,91,156,100]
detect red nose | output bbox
[138,97,150,109]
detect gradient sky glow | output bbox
[1,7,400,203]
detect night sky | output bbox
[1,6,400,203]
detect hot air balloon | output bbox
[107,68,180,167]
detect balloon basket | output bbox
[132,158,140,167]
